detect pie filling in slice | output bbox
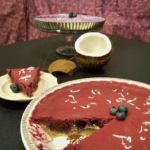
[31,117,113,144]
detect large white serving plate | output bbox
[0,71,58,102]
[20,77,150,150]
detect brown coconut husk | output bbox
[48,59,76,76]
[75,47,113,70]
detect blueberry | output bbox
[69,12,74,18]
[10,84,19,93]
[73,13,77,17]
[118,105,128,114]
[109,107,118,115]
[116,111,126,120]
[69,12,77,18]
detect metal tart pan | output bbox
[33,19,105,34]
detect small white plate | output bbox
[0,71,58,102]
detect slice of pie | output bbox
[6,67,43,97]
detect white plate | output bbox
[20,77,150,150]
[0,71,58,102]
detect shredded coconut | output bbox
[139,126,143,133]
[88,96,95,99]
[21,69,25,73]
[118,93,124,97]
[127,97,137,103]
[145,102,150,105]
[27,67,34,72]
[90,102,97,105]
[112,89,117,92]
[107,99,111,104]
[19,69,25,75]
[113,135,132,149]
[143,121,150,125]
[19,75,31,81]
[122,138,126,145]
[129,103,134,106]
[118,98,126,100]
[126,136,132,143]
[136,106,141,110]
[70,89,80,93]
[113,134,127,139]
[116,99,122,103]
[80,105,90,109]
[143,110,150,114]
[92,90,96,95]
[69,95,77,103]
[97,91,101,95]
[124,145,132,149]
[144,129,148,132]
[140,137,146,141]
[65,100,69,103]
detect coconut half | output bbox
[75,32,113,70]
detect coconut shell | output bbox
[75,32,113,70]
[75,47,113,70]
[48,59,76,76]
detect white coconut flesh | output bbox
[75,32,112,57]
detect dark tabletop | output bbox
[0,34,150,150]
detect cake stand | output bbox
[33,14,105,56]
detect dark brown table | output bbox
[0,34,150,150]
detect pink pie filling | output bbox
[34,14,105,23]
[30,80,150,150]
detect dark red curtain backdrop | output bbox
[0,0,150,46]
